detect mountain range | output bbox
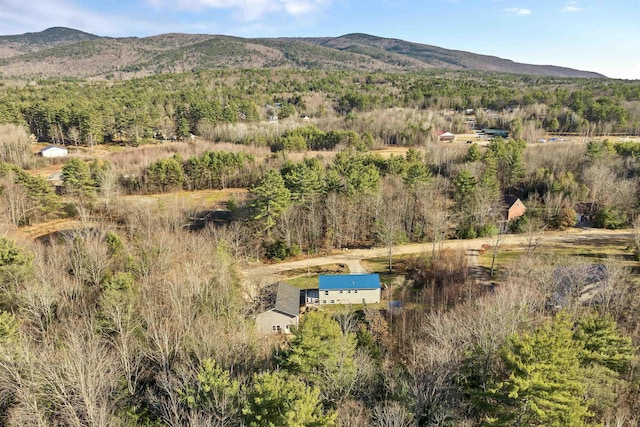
[0,27,604,79]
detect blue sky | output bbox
[1,0,638,79]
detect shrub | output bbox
[264,240,300,261]
[594,206,627,229]
[281,135,307,151]
[550,207,577,230]
[509,215,529,233]
[479,224,499,237]
[456,225,477,239]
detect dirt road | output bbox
[241,228,634,282]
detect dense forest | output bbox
[0,68,639,426]
[0,70,639,146]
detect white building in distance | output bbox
[38,146,68,158]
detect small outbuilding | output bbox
[575,202,598,223]
[505,195,526,221]
[438,131,456,142]
[255,283,301,335]
[481,129,509,138]
[38,146,68,158]
[318,274,381,305]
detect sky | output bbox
[1,0,639,79]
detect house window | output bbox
[347,290,351,293]
[276,325,281,331]
[339,290,343,294]
[354,289,358,293]
[330,300,335,304]
[285,325,290,331]
[322,300,326,304]
[272,325,276,331]
[324,290,329,296]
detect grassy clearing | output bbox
[285,275,319,290]
[120,188,248,210]
[362,253,430,286]
[282,263,348,289]
[478,240,639,278]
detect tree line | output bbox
[1,70,639,148]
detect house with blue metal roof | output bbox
[316,274,381,305]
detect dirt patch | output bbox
[120,188,248,210]
[371,146,414,158]
[11,188,248,242]
[13,218,96,241]
[27,163,64,179]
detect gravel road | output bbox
[241,228,633,283]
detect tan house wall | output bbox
[507,200,526,220]
[255,310,297,334]
[319,288,381,305]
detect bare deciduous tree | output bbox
[523,216,546,256]
[0,174,37,227]
[68,231,112,287]
[336,399,371,427]
[376,177,407,272]
[421,176,453,258]
[0,124,33,168]
[68,126,81,148]
[372,401,413,427]
[489,222,509,277]
[100,294,145,396]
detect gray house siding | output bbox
[255,283,301,335]
[255,310,297,335]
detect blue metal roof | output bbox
[318,274,381,290]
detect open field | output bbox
[6,188,248,241]
[6,218,99,241]
[119,188,248,209]
[479,233,640,278]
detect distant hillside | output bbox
[0,27,604,79]
[0,27,101,58]
[314,33,601,78]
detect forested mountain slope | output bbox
[0,27,604,79]
[0,27,100,57]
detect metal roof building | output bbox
[318,274,381,304]
[319,274,381,290]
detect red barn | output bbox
[505,196,526,220]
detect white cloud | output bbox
[0,0,157,36]
[562,1,583,12]
[504,7,531,16]
[149,0,333,21]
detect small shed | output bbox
[318,274,381,305]
[439,131,456,142]
[505,195,526,220]
[38,146,68,158]
[575,202,598,223]
[255,283,301,335]
[482,129,509,138]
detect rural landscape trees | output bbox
[0,61,639,426]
